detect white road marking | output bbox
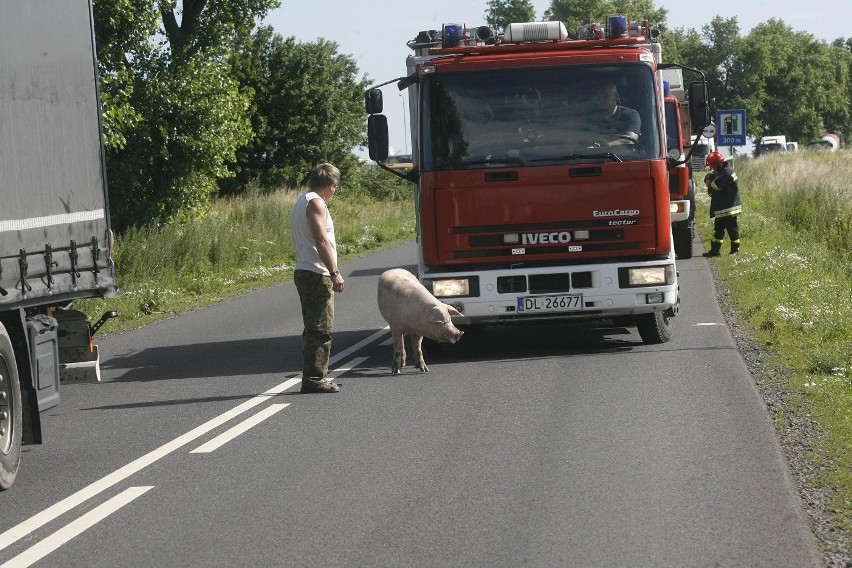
[190,403,290,453]
[0,486,153,568]
[328,357,368,378]
[693,322,725,326]
[0,329,389,553]
[0,380,297,552]
[329,327,388,363]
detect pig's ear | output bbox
[446,305,463,317]
[429,305,447,323]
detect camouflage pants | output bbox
[294,270,334,380]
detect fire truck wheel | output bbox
[0,324,23,490]
[674,224,694,259]
[636,309,675,345]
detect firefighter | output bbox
[702,151,742,257]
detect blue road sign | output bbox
[716,109,747,146]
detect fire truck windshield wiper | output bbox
[459,155,527,168]
[527,153,623,164]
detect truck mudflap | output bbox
[53,309,117,383]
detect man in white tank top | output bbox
[290,163,345,393]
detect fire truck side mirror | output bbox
[687,81,711,130]
[367,114,389,161]
[365,88,383,114]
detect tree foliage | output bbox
[543,0,667,37]
[95,0,277,230]
[91,0,852,230]
[666,14,852,147]
[484,0,537,30]
[224,26,371,193]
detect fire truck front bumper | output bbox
[423,260,678,326]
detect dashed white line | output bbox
[0,486,154,568]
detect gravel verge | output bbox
[711,266,852,568]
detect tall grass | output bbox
[696,150,852,550]
[79,168,415,327]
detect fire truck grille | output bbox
[453,242,640,258]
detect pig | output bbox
[377,268,464,373]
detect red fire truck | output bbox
[366,18,710,344]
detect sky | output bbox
[262,1,852,155]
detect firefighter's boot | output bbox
[730,241,740,255]
[702,241,722,257]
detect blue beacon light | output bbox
[442,24,465,48]
[606,16,628,39]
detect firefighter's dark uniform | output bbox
[703,160,742,256]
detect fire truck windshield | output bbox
[421,64,661,171]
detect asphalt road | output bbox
[0,241,823,567]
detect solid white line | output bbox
[693,322,724,326]
[328,357,368,378]
[328,327,388,364]
[0,486,153,568]
[190,403,290,453]
[0,378,299,553]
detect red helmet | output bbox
[705,151,725,169]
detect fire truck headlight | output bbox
[670,202,686,215]
[627,266,668,286]
[433,278,470,297]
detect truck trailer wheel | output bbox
[0,325,22,490]
[636,308,675,344]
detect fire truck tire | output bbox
[674,224,694,259]
[636,309,675,344]
[0,324,22,490]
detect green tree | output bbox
[92,0,159,150]
[658,25,702,73]
[698,17,742,106]
[94,0,278,230]
[484,0,537,30]
[735,20,850,144]
[224,26,371,192]
[543,0,667,37]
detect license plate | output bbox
[517,294,583,313]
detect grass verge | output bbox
[77,187,416,334]
[696,150,852,557]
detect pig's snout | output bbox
[443,327,463,344]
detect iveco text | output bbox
[521,232,572,244]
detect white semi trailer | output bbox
[1,0,118,489]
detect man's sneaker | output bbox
[300,379,341,394]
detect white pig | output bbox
[377,268,464,373]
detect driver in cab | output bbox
[582,82,640,146]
